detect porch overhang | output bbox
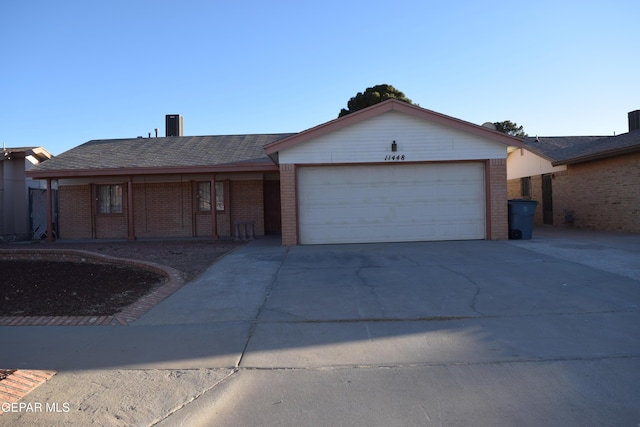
[26,162,280,180]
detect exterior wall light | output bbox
[391,140,397,152]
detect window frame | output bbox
[520,177,532,199]
[96,184,123,215]
[196,181,225,212]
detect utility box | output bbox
[508,200,538,240]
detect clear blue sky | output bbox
[2,0,639,155]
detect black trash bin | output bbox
[508,199,538,240]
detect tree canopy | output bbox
[493,120,528,138]
[339,84,413,117]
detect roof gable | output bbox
[265,99,524,155]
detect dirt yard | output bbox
[0,239,244,317]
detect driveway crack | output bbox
[439,265,484,316]
[356,268,386,319]
[235,247,290,368]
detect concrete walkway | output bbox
[1,229,639,426]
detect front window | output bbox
[197,181,224,211]
[520,177,531,199]
[97,184,123,214]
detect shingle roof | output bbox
[523,131,640,165]
[29,134,294,174]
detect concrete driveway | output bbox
[2,229,639,426]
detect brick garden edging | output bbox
[0,249,185,326]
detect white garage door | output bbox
[297,163,486,244]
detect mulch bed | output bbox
[0,260,165,316]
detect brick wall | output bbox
[554,153,640,232]
[507,152,640,233]
[279,164,297,245]
[488,159,509,240]
[134,182,192,238]
[58,185,92,239]
[96,213,128,238]
[230,180,265,236]
[58,178,264,240]
[507,178,520,200]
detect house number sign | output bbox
[384,155,406,161]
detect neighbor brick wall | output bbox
[507,152,640,232]
[488,159,508,240]
[279,164,297,245]
[58,185,92,239]
[230,180,265,236]
[506,179,520,200]
[553,153,640,232]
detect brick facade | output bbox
[488,159,509,240]
[58,185,92,239]
[507,152,640,233]
[57,178,265,239]
[230,180,265,236]
[133,182,191,238]
[279,164,298,245]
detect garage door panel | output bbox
[298,164,485,244]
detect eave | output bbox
[2,147,53,162]
[552,145,640,166]
[26,161,279,179]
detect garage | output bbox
[297,163,486,244]
[264,100,523,245]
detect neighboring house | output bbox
[507,110,640,233]
[0,147,53,242]
[27,100,523,244]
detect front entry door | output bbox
[542,174,553,225]
[263,180,281,234]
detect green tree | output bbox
[494,120,528,137]
[339,84,414,117]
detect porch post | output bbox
[45,178,55,242]
[127,176,136,241]
[210,175,218,239]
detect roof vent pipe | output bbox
[629,110,640,132]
